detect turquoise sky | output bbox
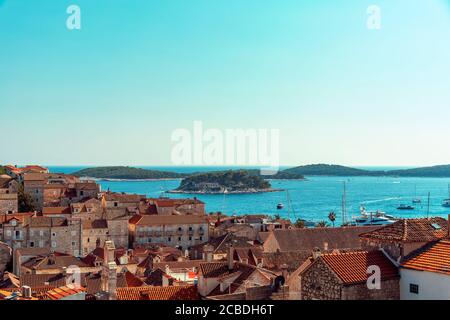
[1,0,450,166]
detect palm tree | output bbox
[328,211,336,227]
[316,220,329,228]
[294,219,305,229]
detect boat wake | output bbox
[360,197,401,204]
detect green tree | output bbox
[316,220,329,228]
[328,211,336,227]
[0,166,6,175]
[294,219,305,228]
[18,185,35,212]
[273,214,281,220]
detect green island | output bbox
[170,170,282,194]
[72,166,187,180]
[72,166,305,180]
[283,164,450,177]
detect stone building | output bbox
[0,213,34,249]
[262,226,378,273]
[298,250,399,300]
[147,198,206,216]
[102,192,145,209]
[359,217,448,262]
[23,173,98,211]
[81,219,109,256]
[26,217,82,257]
[0,175,19,214]
[0,241,12,275]
[129,214,208,250]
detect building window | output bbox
[178,237,182,241]
[410,284,419,294]
[189,237,192,241]
[51,241,57,248]
[80,191,84,196]
[168,237,171,242]
[30,241,35,247]
[200,236,203,241]
[72,241,76,247]
[114,202,118,207]
[39,230,44,236]
[52,232,56,237]
[87,238,90,243]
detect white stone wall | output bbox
[400,268,450,300]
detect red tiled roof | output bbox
[199,262,229,278]
[269,226,379,252]
[359,217,448,242]
[401,240,450,275]
[46,285,85,300]
[318,250,399,285]
[116,285,199,300]
[42,207,71,215]
[129,214,207,226]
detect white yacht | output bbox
[351,206,397,226]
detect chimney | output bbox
[227,245,234,270]
[203,244,214,262]
[312,247,321,260]
[280,264,289,282]
[21,285,32,299]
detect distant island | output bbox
[169,170,283,194]
[72,166,187,180]
[69,164,450,181]
[71,166,305,180]
[283,164,450,177]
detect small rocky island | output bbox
[169,170,284,194]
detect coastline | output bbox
[167,188,285,195]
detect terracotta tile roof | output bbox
[129,214,207,226]
[46,284,85,300]
[116,285,199,300]
[104,192,145,202]
[22,254,90,270]
[20,273,71,289]
[28,217,68,228]
[359,217,448,242]
[23,173,47,181]
[82,219,108,229]
[199,262,229,278]
[317,250,399,285]
[154,260,204,271]
[42,206,71,215]
[268,226,378,252]
[84,271,143,295]
[401,239,450,275]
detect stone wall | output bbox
[342,279,400,300]
[245,285,273,300]
[300,259,341,300]
[0,242,12,274]
[0,193,18,214]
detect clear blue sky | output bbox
[1,0,450,166]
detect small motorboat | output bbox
[397,204,415,210]
[276,203,284,210]
[442,199,450,208]
[412,198,421,204]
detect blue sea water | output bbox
[47,166,450,225]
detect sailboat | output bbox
[442,184,450,208]
[285,190,315,227]
[412,184,421,204]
